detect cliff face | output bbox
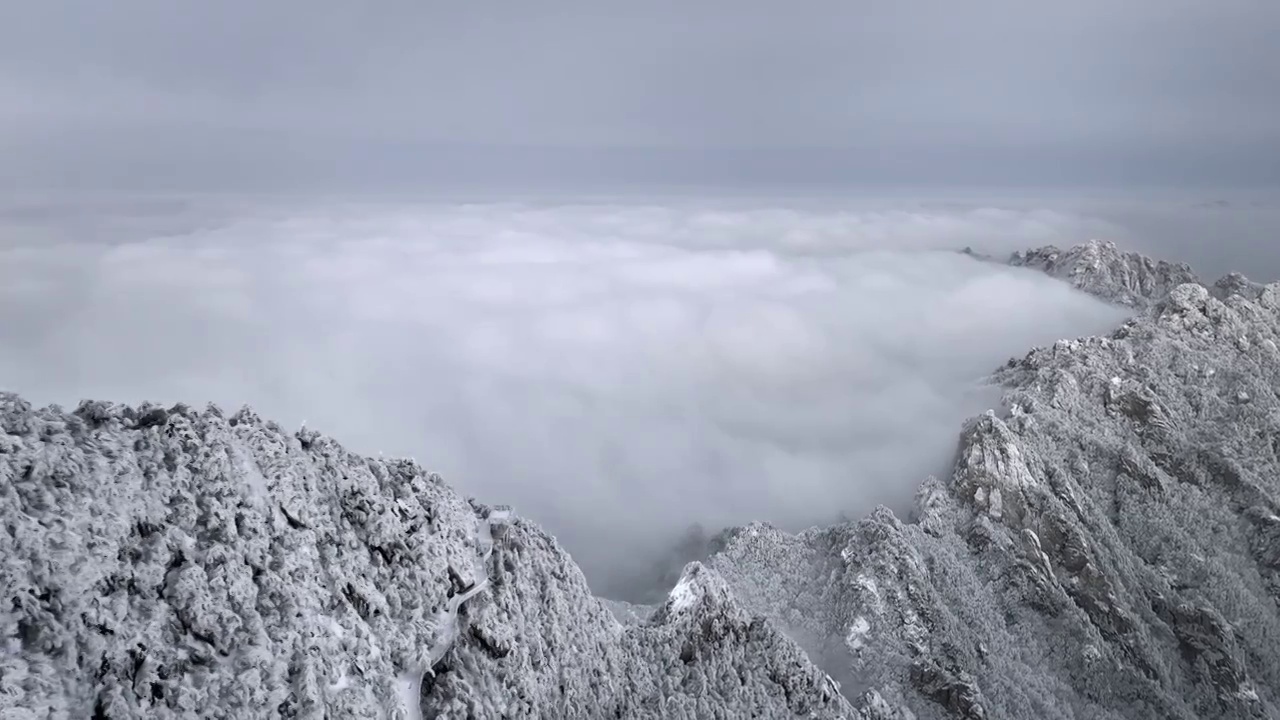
[4,242,1279,719]
[707,279,1280,719]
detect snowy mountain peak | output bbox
[1008,239,1200,307]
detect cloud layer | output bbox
[1,198,1130,597]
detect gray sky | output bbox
[2,1,1279,190]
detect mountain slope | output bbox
[0,398,850,718]
[704,274,1280,718]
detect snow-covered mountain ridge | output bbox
[0,398,849,719]
[1007,239,1200,308]
[3,241,1278,718]
[704,260,1280,719]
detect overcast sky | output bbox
[2,1,1278,190]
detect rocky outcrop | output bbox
[702,280,1280,718]
[1008,239,1199,308]
[0,396,851,719]
[1212,273,1269,303]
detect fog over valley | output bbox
[0,194,1232,595]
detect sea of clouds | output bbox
[0,195,1168,597]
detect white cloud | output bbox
[0,197,1129,598]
